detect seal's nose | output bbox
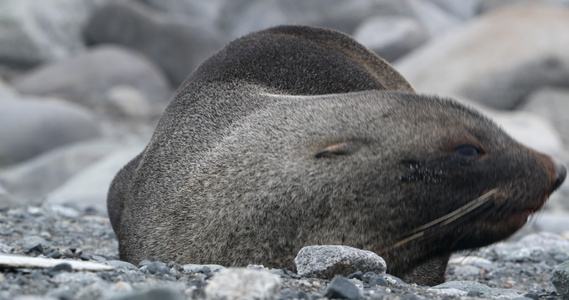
[552,159,567,192]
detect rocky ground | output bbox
[1,0,569,299]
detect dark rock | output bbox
[84,0,227,85]
[12,45,171,108]
[324,276,361,300]
[19,236,51,252]
[103,287,186,300]
[369,276,389,287]
[552,260,569,300]
[46,263,73,276]
[347,271,364,281]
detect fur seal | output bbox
[107,25,566,286]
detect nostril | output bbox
[552,160,567,192]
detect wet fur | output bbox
[108,25,563,286]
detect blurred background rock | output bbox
[0,0,568,235]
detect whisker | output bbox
[412,188,498,233]
[386,188,499,251]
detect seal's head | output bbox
[175,90,565,285]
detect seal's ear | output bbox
[315,143,360,158]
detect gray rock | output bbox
[143,261,170,275]
[517,232,569,252]
[486,109,564,156]
[104,85,154,119]
[205,268,281,300]
[324,276,361,300]
[479,0,569,13]
[396,5,569,110]
[294,245,386,279]
[12,45,171,108]
[552,260,569,300]
[0,0,108,68]
[404,0,462,37]
[0,185,19,211]
[45,144,145,211]
[354,16,428,62]
[0,139,122,201]
[84,0,227,85]
[217,0,409,38]
[0,79,16,98]
[183,264,225,274]
[533,214,569,234]
[217,0,290,39]
[0,97,100,167]
[138,0,225,23]
[19,236,50,252]
[429,0,480,20]
[103,287,186,300]
[521,87,569,146]
[431,280,520,298]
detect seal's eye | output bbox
[454,144,483,158]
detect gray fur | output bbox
[108,25,563,286]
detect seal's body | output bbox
[108,26,566,286]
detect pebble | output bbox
[143,261,170,275]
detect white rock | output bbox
[521,87,569,146]
[488,110,564,156]
[396,5,569,110]
[0,254,114,271]
[295,245,386,279]
[205,268,282,300]
[404,0,462,37]
[45,144,145,211]
[354,16,427,62]
[0,139,122,200]
[517,232,569,251]
[104,85,152,118]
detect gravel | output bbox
[0,203,567,300]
